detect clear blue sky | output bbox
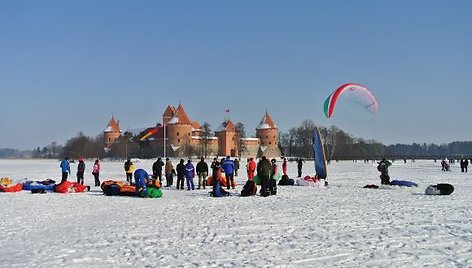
[1,0,471,150]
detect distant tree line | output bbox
[1,119,471,159]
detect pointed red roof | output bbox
[163,105,176,119]
[104,116,121,133]
[169,103,192,125]
[257,112,277,130]
[215,120,236,132]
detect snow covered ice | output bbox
[1,159,471,267]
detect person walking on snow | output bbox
[164,158,174,187]
[234,158,240,177]
[297,158,304,177]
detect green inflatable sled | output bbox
[253,173,282,185]
[141,187,163,198]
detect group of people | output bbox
[60,157,101,186]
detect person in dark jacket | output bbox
[76,159,85,185]
[221,156,235,189]
[176,159,186,190]
[164,158,173,187]
[257,156,272,197]
[297,158,304,177]
[377,158,392,185]
[152,157,165,186]
[234,158,240,177]
[196,157,209,189]
[210,158,220,186]
[124,159,134,184]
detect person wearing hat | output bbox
[377,158,392,185]
[76,158,85,185]
[256,156,272,197]
[60,157,71,182]
[196,157,209,189]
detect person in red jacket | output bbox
[247,157,256,180]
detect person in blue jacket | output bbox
[221,155,235,189]
[134,168,151,197]
[60,157,71,182]
[185,159,195,191]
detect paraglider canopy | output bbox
[323,83,378,119]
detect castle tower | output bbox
[103,116,122,148]
[215,120,236,157]
[256,112,281,158]
[166,104,193,153]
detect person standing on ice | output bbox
[196,157,209,189]
[60,157,71,182]
[185,159,195,191]
[269,158,278,195]
[164,158,173,187]
[210,157,220,186]
[76,158,85,185]
[92,159,101,186]
[152,157,164,186]
[297,158,304,177]
[221,156,236,189]
[234,158,240,177]
[247,157,256,180]
[377,158,392,185]
[134,168,151,197]
[124,159,134,184]
[257,156,272,197]
[282,157,288,176]
[176,159,186,190]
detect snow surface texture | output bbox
[1,159,471,267]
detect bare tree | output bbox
[200,122,212,158]
[235,122,246,157]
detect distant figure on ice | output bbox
[247,157,256,180]
[176,159,186,190]
[196,157,208,189]
[297,158,304,177]
[377,158,392,185]
[152,157,164,186]
[92,159,101,186]
[60,157,71,182]
[185,159,195,191]
[282,157,288,176]
[257,156,272,197]
[234,158,240,177]
[76,158,85,185]
[134,168,151,197]
[124,159,134,184]
[269,158,278,195]
[165,158,173,187]
[221,156,235,189]
[441,158,450,172]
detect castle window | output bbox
[266,136,268,139]
[274,136,276,139]
[178,139,180,143]
[188,133,190,136]
[269,142,272,145]
[108,138,111,142]
[177,132,179,136]
[261,142,264,145]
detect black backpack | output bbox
[241,180,257,197]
